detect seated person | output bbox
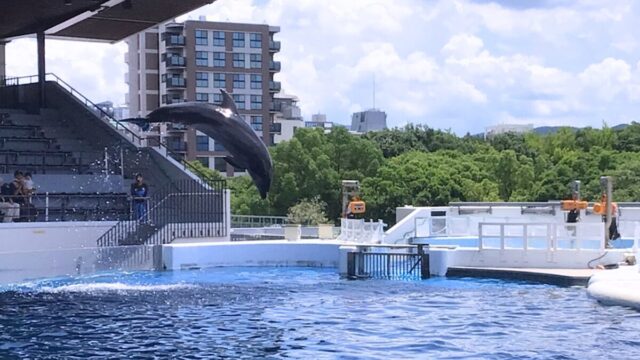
[0,177,21,223]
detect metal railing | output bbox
[230,225,339,241]
[1,73,212,182]
[337,218,386,244]
[415,216,473,237]
[347,245,429,279]
[0,193,130,222]
[231,214,289,228]
[97,178,227,247]
[478,222,606,251]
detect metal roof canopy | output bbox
[0,0,214,43]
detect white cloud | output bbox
[4,0,640,133]
[442,33,484,58]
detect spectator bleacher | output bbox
[0,79,208,224]
[0,108,130,221]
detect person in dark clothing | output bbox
[9,171,26,205]
[566,209,579,223]
[130,174,149,221]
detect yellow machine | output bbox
[342,180,366,218]
[348,198,366,215]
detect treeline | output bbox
[191,122,640,225]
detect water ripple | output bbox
[0,268,639,359]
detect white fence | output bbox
[337,219,386,244]
[415,216,472,237]
[478,222,606,251]
[414,216,640,252]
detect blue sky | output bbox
[6,0,640,134]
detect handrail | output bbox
[0,192,130,222]
[1,73,208,182]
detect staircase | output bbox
[97,178,228,247]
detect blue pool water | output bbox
[1,268,640,359]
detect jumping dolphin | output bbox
[124,89,273,199]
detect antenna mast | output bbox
[373,74,376,109]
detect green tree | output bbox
[286,197,329,225]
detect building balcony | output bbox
[269,122,282,134]
[269,61,281,72]
[166,77,186,88]
[165,22,184,31]
[164,34,185,47]
[269,81,281,92]
[165,55,186,68]
[269,102,282,112]
[269,40,281,52]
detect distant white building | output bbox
[351,109,387,133]
[272,93,303,144]
[305,113,333,130]
[484,124,534,139]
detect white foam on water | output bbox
[40,282,197,293]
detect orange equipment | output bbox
[348,199,366,214]
[561,200,588,211]
[592,194,617,215]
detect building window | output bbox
[233,74,245,89]
[232,32,245,48]
[195,30,208,45]
[250,95,262,110]
[214,141,225,151]
[213,31,225,47]
[250,74,262,89]
[251,115,263,131]
[161,74,166,82]
[196,93,209,102]
[250,54,262,68]
[232,94,246,110]
[250,33,262,48]
[195,51,208,66]
[233,53,245,68]
[212,93,223,104]
[196,135,209,151]
[197,157,209,168]
[213,73,226,88]
[214,157,227,172]
[196,72,209,87]
[213,52,225,67]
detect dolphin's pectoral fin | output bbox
[224,156,244,170]
[220,89,239,115]
[121,117,150,132]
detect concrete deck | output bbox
[446,266,608,286]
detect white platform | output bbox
[162,240,343,270]
[588,265,640,310]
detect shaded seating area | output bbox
[0,110,132,222]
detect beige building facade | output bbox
[126,20,281,175]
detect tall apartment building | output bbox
[126,20,281,175]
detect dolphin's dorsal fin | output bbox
[220,89,239,115]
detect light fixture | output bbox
[64,0,72,5]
